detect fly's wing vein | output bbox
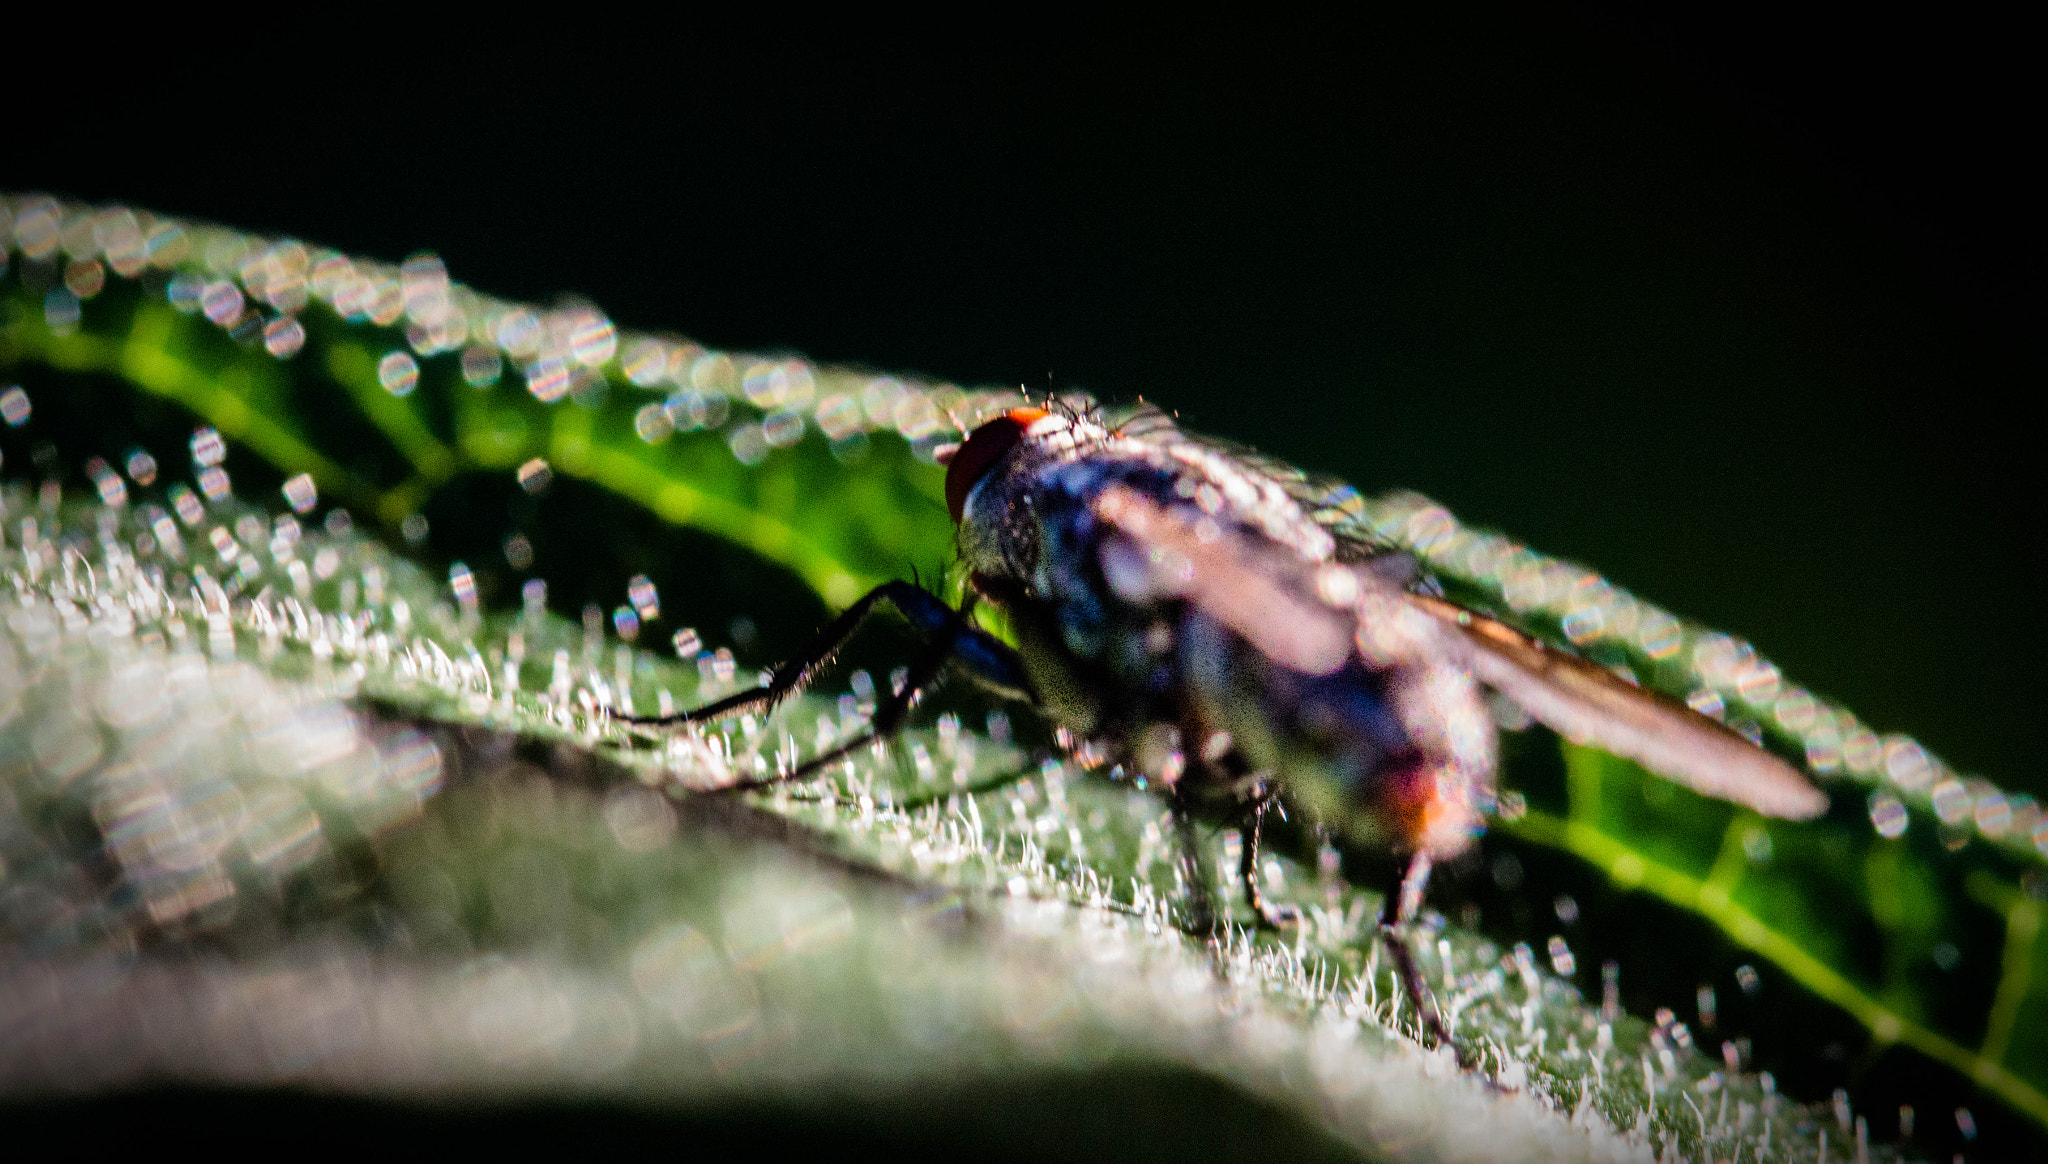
[1405,594,1828,821]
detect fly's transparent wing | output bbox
[1102,404,1822,817]
[1407,594,1826,820]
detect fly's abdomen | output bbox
[1175,603,1492,857]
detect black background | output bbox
[8,14,2039,1154]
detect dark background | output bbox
[12,26,2035,786]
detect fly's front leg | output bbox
[625,581,1034,793]
[618,580,950,731]
[1378,851,1471,1064]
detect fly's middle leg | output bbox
[1237,794,1302,931]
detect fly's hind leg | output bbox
[1378,851,1472,1065]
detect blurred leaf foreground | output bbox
[3,195,2043,1162]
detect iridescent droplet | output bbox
[190,426,227,467]
[1547,935,1576,977]
[449,562,478,611]
[263,317,306,358]
[525,357,570,403]
[0,385,31,427]
[516,458,553,494]
[281,473,318,514]
[621,339,668,386]
[628,575,659,620]
[460,344,503,387]
[377,351,419,397]
[761,408,805,448]
[1869,792,1909,839]
[200,280,244,326]
[634,403,674,444]
[197,466,232,501]
[168,484,204,525]
[63,258,106,298]
[566,309,617,366]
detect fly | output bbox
[623,398,1827,1055]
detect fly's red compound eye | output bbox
[944,407,1047,522]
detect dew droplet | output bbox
[1869,792,1909,839]
[0,385,29,427]
[566,309,617,366]
[503,533,534,570]
[761,408,805,448]
[196,466,232,502]
[190,426,227,467]
[460,344,503,387]
[263,316,306,358]
[621,339,668,386]
[516,458,553,494]
[525,357,571,403]
[628,575,659,620]
[634,402,674,443]
[728,424,769,466]
[281,473,318,514]
[43,288,81,332]
[200,279,244,326]
[1547,935,1576,977]
[377,351,419,397]
[449,561,478,613]
[168,484,204,525]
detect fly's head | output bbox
[940,406,1063,589]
